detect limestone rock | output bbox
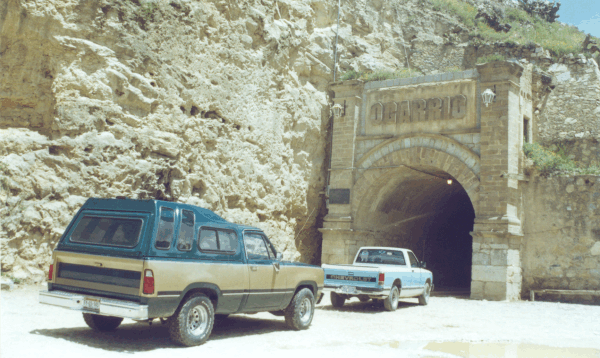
[0,277,14,291]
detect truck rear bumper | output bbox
[39,290,148,320]
[323,285,390,298]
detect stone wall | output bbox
[538,57,600,144]
[522,175,600,303]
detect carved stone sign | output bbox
[370,95,467,125]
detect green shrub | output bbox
[364,70,398,81]
[429,0,478,27]
[1,273,22,285]
[340,70,362,81]
[473,7,590,58]
[442,66,463,73]
[523,142,600,176]
[338,68,424,82]
[506,8,531,24]
[517,0,560,23]
[476,54,506,64]
[141,1,158,20]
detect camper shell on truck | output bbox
[39,198,324,346]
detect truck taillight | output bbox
[143,269,154,294]
[378,272,385,286]
[48,264,54,281]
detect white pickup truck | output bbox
[322,247,433,311]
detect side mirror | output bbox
[420,261,426,268]
[276,252,283,261]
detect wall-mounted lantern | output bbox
[482,88,496,107]
[332,103,344,118]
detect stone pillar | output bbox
[320,80,363,264]
[471,62,525,301]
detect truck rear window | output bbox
[70,216,143,248]
[355,249,406,266]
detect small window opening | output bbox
[523,117,530,144]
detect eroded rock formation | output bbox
[1,0,599,284]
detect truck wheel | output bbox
[168,294,214,346]
[358,295,370,302]
[330,292,346,308]
[83,313,123,331]
[418,282,431,306]
[284,288,315,330]
[383,286,400,311]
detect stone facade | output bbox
[522,175,600,304]
[539,58,600,143]
[323,62,540,301]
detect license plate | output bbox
[339,286,358,294]
[83,298,100,312]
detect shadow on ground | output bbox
[30,315,289,352]
[317,299,419,313]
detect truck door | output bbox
[407,251,423,290]
[242,232,286,311]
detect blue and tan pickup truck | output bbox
[39,197,324,346]
[322,247,433,311]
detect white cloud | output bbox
[578,13,600,37]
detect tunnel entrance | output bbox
[354,165,475,293]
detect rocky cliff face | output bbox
[1,0,597,281]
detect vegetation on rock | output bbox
[340,69,424,82]
[523,143,600,176]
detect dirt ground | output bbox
[2,284,600,358]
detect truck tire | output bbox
[358,295,370,302]
[83,313,123,331]
[418,282,431,306]
[383,286,400,311]
[168,294,214,346]
[284,288,315,330]
[330,292,346,308]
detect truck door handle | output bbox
[250,266,258,271]
[412,270,415,272]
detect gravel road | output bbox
[2,285,600,358]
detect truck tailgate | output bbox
[52,250,144,299]
[322,264,380,289]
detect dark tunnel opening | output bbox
[417,185,475,291]
[358,167,476,294]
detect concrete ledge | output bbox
[530,289,600,301]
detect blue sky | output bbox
[556,0,600,37]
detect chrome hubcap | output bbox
[425,284,430,300]
[187,305,209,336]
[298,297,312,325]
[392,288,399,307]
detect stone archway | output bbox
[323,63,529,301]
[353,135,480,216]
[350,144,479,292]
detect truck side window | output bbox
[265,240,275,259]
[408,251,419,268]
[155,207,175,250]
[217,230,238,252]
[244,234,270,260]
[199,229,218,250]
[198,228,238,253]
[177,210,195,251]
